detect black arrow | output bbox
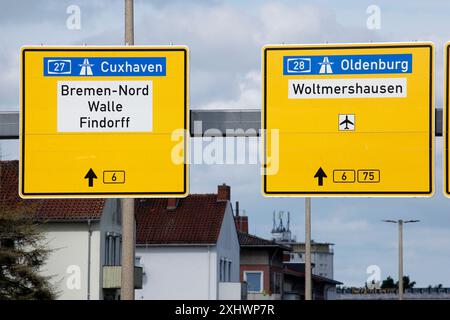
[314,167,327,186]
[84,168,97,187]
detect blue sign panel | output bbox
[44,57,166,76]
[283,54,412,75]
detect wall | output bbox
[288,251,334,279]
[135,246,218,300]
[216,202,240,284]
[38,221,101,300]
[289,243,334,279]
[240,249,269,265]
[218,282,242,300]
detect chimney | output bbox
[234,202,248,233]
[167,198,178,210]
[217,183,230,202]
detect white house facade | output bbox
[38,199,122,300]
[135,184,241,300]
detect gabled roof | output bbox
[135,195,229,245]
[0,161,105,220]
[238,231,291,251]
[283,264,342,285]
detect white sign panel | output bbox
[57,80,153,132]
[288,78,407,99]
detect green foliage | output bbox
[397,275,416,289]
[0,203,55,300]
[380,275,416,291]
[381,276,396,289]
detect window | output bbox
[228,261,231,282]
[244,271,263,293]
[112,237,116,265]
[223,259,228,282]
[105,235,110,265]
[219,260,223,282]
[118,237,122,265]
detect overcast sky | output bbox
[2,0,450,287]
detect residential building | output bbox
[282,263,341,300]
[271,211,334,279]
[236,208,341,300]
[238,230,291,300]
[0,160,123,300]
[286,242,334,279]
[134,184,241,300]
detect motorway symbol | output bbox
[318,57,334,74]
[79,58,94,76]
[314,167,327,186]
[339,114,355,131]
[84,168,97,187]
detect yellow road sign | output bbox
[263,43,434,196]
[445,42,450,197]
[20,46,188,198]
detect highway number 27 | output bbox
[357,170,380,183]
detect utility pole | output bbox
[382,219,419,301]
[121,0,135,300]
[305,197,312,300]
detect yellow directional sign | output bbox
[263,43,434,196]
[445,42,450,197]
[20,46,188,198]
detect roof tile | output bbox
[135,195,228,245]
[0,161,105,220]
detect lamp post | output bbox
[382,219,419,300]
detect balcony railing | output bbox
[102,266,143,289]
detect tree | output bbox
[0,202,55,299]
[396,275,416,290]
[381,276,396,289]
[381,275,416,291]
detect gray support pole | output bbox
[125,0,134,46]
[305,197,312,300]
[121,0,135,301]
[398,219,404,300]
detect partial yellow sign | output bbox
[263,43,434,196]
[20,46,188,198]
[445,42,450,197]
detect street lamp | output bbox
[382,219,420,300]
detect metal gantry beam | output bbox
[190,109,261,137]
[0,109,444,139]
[0,112,19,139]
